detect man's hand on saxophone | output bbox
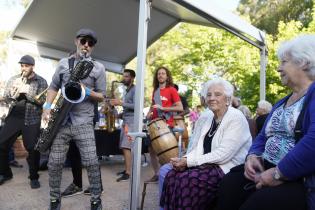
[41,89,58,127]
[42,108,51,124]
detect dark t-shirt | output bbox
[256,114,269,135]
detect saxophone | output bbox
[35,60,94,153]
[102,81,120,132]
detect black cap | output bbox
[18,55,35,65]
[76,28,97,44]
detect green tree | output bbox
[144,16,313,111]
[238,0,313,35]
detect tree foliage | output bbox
[237,0,313,35]
[145,3,315,111]
[146,23,279,110]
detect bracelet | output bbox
[43,102,52,110]
[85,87,91,96]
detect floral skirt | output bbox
[160,164,224,210]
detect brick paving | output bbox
[0,156,159,210]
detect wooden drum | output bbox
[173,116,189,148]
[147,118,178,165]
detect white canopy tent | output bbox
[12,0,267,209]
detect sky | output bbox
[0,0,25,31]
[0,0,240,31]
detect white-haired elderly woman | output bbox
[255,100,273,133]
[216,35,315,210]
[158,78,252,210]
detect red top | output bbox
[151,86,181,127]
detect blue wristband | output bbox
[85,87,91,96]
[43,102,52,110]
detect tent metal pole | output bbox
[260,46,267,100]
[129,0,150,209]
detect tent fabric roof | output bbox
[12,0,265,73]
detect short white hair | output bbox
[257,100,272,113]
[201,78,234,98]
[277,34,315,80]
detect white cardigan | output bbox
[186,107,252,174]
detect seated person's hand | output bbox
[255,167,283,189]
[244,154,264,181]
[170,157,187,171]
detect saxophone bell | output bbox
[61,81,86,104]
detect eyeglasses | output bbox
[79,38,95,47]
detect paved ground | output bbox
[0,155,159,210]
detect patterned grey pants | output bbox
[48,123,102,202]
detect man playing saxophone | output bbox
[110,69,136,182]
[0,55,48,188]
[42,28,105,210]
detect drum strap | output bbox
[154,87,173,120]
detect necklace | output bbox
[208,119,221,138]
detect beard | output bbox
[22,70,32,78]
[159,80,166,85]
[79,51,91,59]
[123,80,130,86]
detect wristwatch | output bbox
[273,167,284,181]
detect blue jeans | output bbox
[159,163,173,210]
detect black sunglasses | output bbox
[79,38,95,47]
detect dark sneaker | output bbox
[91,199,102,210]
[145,175,159,183]
[61,183,83,197]
[49,199,61,210]
[30,179,40,189]
[116,173,130,182]
[84,187,104,195]
[0,175,13,185]
[116,170,126,176]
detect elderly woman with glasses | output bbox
[216,35,315,210]
[159,78,252,210]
